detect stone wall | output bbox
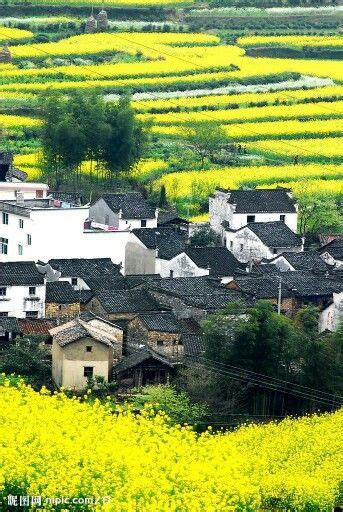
[45,302,80,320]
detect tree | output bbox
[102,95,150,178]
[296,185,341,235]
[183,121,227,168]
[132,385,207,427]
[158,184,167,208]
[189,225,221,247]
[0,336,50,388]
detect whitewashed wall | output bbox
[0,284,45,318]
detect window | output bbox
[240,244,244,251]
[141,219,147,227]
[169,270,174,278]
[2,212,8,225]
[86,346,92,352]
[280,215,286,222]
[19,219,24,229]
[27,234,32,245]
[247,215,255,223]
[157,340,164,346]
[273,248,278,255]
[0,312,8,317]
[0,238,8,255]
[71,277,78,286]
[29,287,36,296]
[36,190,43,199]
[230,241,233,249]
[0,287,6,296]
[26,311,38,318]
[18,244,23,256]
[84,366,93,378]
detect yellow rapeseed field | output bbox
[238,35,343,48]
[0,27,33,43]
[0,377,342,511]
[248,137,343,160]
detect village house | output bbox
[165,246,244,280]
[86,288,165,322]
[127,311,183,361]
[47,258,122,290]
[224,221,303,263]
[45,281,80,321]
[125,227,186,276]
[89,192,158,231]
[269,251,329,273]
[319,238,343,268]
[0,261,45,319]
[51,312,123,390]
[114,347,174,388]
[209,188,298,239]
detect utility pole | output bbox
[277,276,282,315]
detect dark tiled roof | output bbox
[147,276,222,298]
[132,227,186,260]
[18,318,57,336]
[79,289,94,304]
[84,276,139,293]
[7,166,27,182]
[50,318,115,347]
[49,258,121,279]
[182,290,248,310]
[137,312,179,333]
[46,281,79,304]
[0,261,44,286]
[246,222,302,248]
[158,209,189,226]
[227,188,296,213]
[182,334,205,358]
[94,289,163,314]
[319,238,343,260]
[115,347,173,373]
[248,264,282,276]
[185,247,243,276]
[101,192,155,219]
[0,316,20,333]
[233,276,291,299]
[0,201,30,218]
[273,251,329,272]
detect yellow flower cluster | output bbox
[262,179,343,197]
[238,34,343,48]
[0,378,341,511]
[0,27,33,44]
[132,84,343,112]
[248,137,343,160]
[154,164,343,200]
[0,113,40,128]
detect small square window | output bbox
[247,215,255,223]
[86,346,92,352]
[230,241,233,249]
[280,215,286,222]
[0,312,8,317]
[29,286,36,296]
[141,219,147,227]
[84,366,93,378]
[157,340,164,346]
[19,219,24,229]
[240,244,244,251]
[0,287,7,296]
[273,248,278,254]
[71,277,78,286]
[2,212,8,225]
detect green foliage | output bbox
[132,384,207,426]
[189,225,221,247]
[184,121,227,168]
[297,193,342,235]
[0,336,50,389]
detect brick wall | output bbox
[45,302,80,320]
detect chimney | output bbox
[15,190,24,206]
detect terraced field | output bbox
[0,26,342,217]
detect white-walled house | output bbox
[0,182,49,201]
[209,188,298,239]
[165,247,243,279]
[270,251,329,273]
[0,199,132,270]
[225,221,303,263]
[90,193,158,230]
[0,261,45,318]
[319,238,343,268]
[319,292,343,333]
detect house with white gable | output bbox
[225,221,303,263]
[209,188,298,240]
[0,261,45,319]
[90,192,158,230]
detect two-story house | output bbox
[89,193,158,230]
[0,261,45,318]
[209,188,298,240]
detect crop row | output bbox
[247,137,343,162]
[238,34,343,49]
